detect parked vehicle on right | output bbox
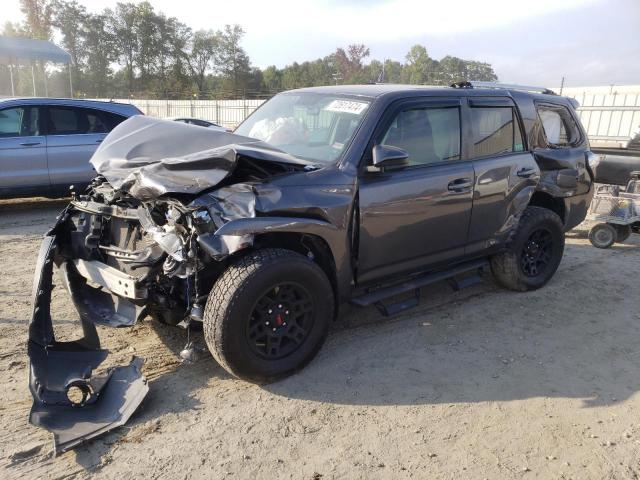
[0,98,142,198]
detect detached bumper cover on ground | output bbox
[28,216,149,454]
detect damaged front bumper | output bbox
[28,212,149,455]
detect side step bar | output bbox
[350,259,489,316]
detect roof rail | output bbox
[450,81,557,95]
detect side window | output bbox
[48,107,83,135]
[535,104,580,147]
[101,111,127,131]
[48,107,124,135]
[470,107,524,158]
[0,107,40,137]
[380,107,461,166]
[85,109,109,133]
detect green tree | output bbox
[262,65,281,92]
[83,13,115,97]
[217,24,251,95]
[107,2,139,93]
[2,21,27,37]
[188,29,220,94]
[51,0,87,93]
[403,45,438,84]
[161,17,191,97]
[334,44,370,83]
[19,0,53,40]
[383,59,403,83]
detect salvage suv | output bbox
[28,82,593,452]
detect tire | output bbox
[612,224,632,243]
[203,248,334,383]
[490,206,565,292]
[588,223,616,249]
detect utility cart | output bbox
[587,174,640,248]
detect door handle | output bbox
[516,167,537,178]
[19,141,41,146]
[447,178,473,192]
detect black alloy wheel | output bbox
[246,283,314,360]
[520,228,554,277]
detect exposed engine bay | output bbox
[27,116,318,453]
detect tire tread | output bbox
[491,206,564,292]
[203,248,332,382]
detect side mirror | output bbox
[369,144,409,172]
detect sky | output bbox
[4,0,639,87]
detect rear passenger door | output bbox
[465,97,539,254]
[0,105,48,196]
[45,106,125,189]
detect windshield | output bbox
[235,93,370,165]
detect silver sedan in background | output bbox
[0,98,143,198]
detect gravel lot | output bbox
[1,197,639,480]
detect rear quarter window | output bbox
[535,103,581,148]
[101,110,128,130]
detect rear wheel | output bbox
[589,223,616,248]
[491,206,565,292]
[203,248,334,383]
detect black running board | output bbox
[350,259,489,316]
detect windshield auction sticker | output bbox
[324,99,369,115]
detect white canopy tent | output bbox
[0,36,73,97]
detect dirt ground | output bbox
[0,197,639,480]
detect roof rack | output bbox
[450,81,557,95]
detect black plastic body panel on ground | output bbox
[27,220,149,455]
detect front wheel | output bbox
[203,248,334,383]
[491,206,565,292]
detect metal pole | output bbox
[559,76,564,96]
[31,64,36,96]
[9,64,15,96]
[43,63,48,97]
[68,63,73,97]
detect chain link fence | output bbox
[98,98,267,129]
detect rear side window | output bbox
[48,107,126,135]
[470,107,524,158]
[381,107,461,166]
[535,104,580,148]
[101,110,127,130]
[0,107,40,137]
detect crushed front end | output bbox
[28,176,253,452]
[27,116,317,452]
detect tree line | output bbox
[1,0,498,99]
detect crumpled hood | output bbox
[90,115,311,201]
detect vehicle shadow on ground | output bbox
[262,239,640,409]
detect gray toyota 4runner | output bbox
[28,82,594,452]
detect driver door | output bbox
[357,98,474,283]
